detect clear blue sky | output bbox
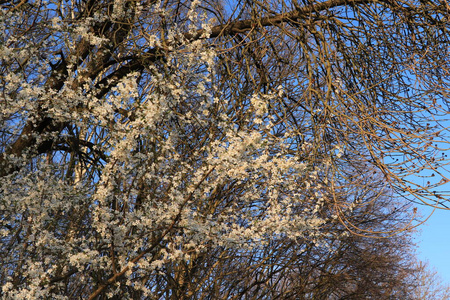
[417,206,450,284]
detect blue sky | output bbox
[417,206,450,283]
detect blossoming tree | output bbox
[1,0,450,298]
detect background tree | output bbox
[1,0,450,298]
[406,261,450,300]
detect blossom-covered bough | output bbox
[1,0,449,298]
